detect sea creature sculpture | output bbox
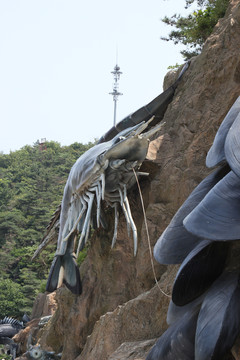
[0,317,24,338]
[147,96,240,360]
[33,61,190,263]
[46,118,165,294]
[45,62,190,295]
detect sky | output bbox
[0,0,193,154]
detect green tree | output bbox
[161,0,229,59]
[0,140,94,317]
[0,279,27,318]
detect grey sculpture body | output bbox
[46,119,164,294]
[46,62,190,295]
[0,317,23,338]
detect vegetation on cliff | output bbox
[162,0,229,59]
[0,140,93,318]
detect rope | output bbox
[133,169,171,298]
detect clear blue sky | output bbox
[0,0,192,153]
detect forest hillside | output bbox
[0,141,93,318]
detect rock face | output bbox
[32,1,240,359]
[31,292,57,319]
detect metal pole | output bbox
[113,98,117,127]
[109,64,122,127]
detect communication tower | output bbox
[109,64,123,127]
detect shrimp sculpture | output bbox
[46,118,164,294]
[45,61,190,295]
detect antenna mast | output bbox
[109,63,123,127]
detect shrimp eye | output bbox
[113,135,125,144]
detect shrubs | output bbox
[0,140,93,317]
[161,0,229,59]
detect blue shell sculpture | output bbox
[147,96,240,360]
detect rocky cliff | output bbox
[23,1,240,359]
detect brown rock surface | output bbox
[13,292,57,355]
[108,339,157,360]
[32,1,240,359]
[76,265,177,360]
[31,292,57,319]
[13,318,40,355]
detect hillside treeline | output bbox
[0,140,93,318]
